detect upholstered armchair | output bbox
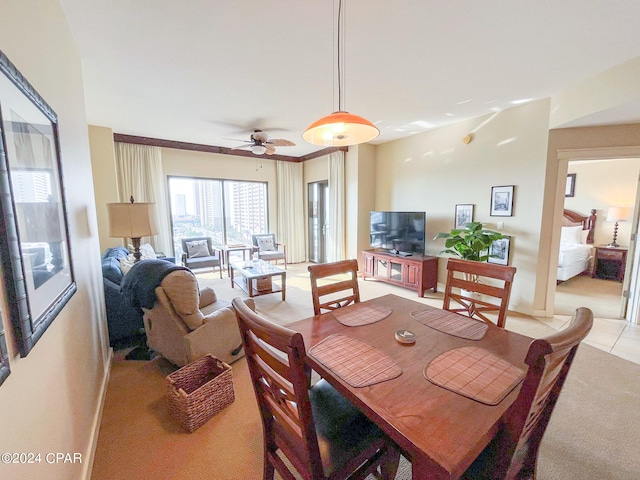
[251,233,287,269]
[142,269,254,366]
[181,237,223,278]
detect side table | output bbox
[221,244,254,276]
[592,245,627,282]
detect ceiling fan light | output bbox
[303,111,379,146]
[250,144,267,155]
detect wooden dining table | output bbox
[288,293,533,480]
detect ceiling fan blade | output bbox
[223,137,251,143]
[231,144,251,150]
[265,145,277,155]
[268,139,296,147]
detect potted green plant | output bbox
[433,221,505,262]
[434,222,506,297]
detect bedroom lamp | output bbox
[303,0,379,147]
[107,196,158,262]
[606,206,630,248]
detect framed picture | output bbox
[0,51,76,357]
[454,204,474,229]
[0,316,9,386]
[565,173,576,197]
[490,185,514,217]
[488,237,511,265]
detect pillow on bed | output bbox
[580,229,589,244]
[560,225,583,244]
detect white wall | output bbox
[0,2,109,479]
[374,100,552,315]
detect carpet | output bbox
[92,263,640,480]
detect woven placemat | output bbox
[330,303,393,327]
[309,334,402,387]
[411,309,488,340]
[424,346,524,405]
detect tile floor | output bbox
[537,314,640,365]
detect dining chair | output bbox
[461,306,593,480]
[308,259,361,316]
[442,258,517,328]
[232,298,400,480]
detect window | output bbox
[168,176,268,255]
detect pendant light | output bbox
[303,0,379,146]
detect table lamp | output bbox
[606,206,630,248]
[107,196,158,262]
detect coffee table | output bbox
[230,259,286,300]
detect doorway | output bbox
[554,158,640,319]
[308,181,329,263]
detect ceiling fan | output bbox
[229,130,296,155]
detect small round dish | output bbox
[395,329,416,344]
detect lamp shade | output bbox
[606,206,631,223]
[107,202,158,239]
[303,111,379,147]
[250,144,267,155]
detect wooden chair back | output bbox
[464,307,593,479]
[443,258,517,328]
[308,259,361,316]
[232,298,396,480]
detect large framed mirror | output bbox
[0,51,76,357]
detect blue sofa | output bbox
[101,247,175,347]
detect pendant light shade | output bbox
[303,111,379,146]
[304,0,378,147]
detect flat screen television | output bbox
[369,211,426,255]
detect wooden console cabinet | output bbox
[362,249,438,297]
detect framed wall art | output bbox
[0,315,9,386]
[454,204,474,229]
[490,185,514,217]
[0,51,76,357]
[488,237,511,265]
[565,173,576,197]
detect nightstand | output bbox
[592,245,628,282]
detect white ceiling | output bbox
[60,0,640,158]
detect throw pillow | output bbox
[186,240,210,258]
[119,256,135,275]
[256,235,275,252]
[560,225,582,244]
[139,243,157,259]
[580,229,589,244]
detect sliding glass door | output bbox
[168,176,268,255]
[308,181,328,263]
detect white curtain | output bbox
[276,161,306,263]
[114,143,172,254]
[327,151,345,262]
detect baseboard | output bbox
[82,347,113,480]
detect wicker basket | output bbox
[166,355,235,432]
[256,276,272,293]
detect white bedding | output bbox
[558,243,592,267]
[557,243,594,282]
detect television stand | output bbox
[362,249,438,297]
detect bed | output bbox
[557,208,597,283]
